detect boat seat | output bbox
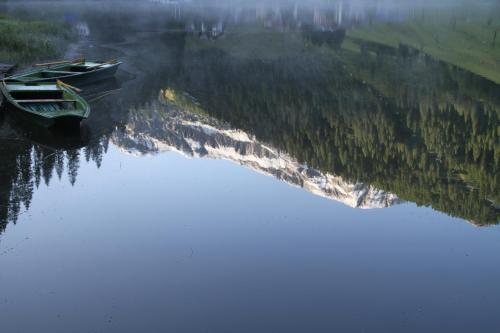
[44,70,76,74]
[7,85,60,91]
[17,99,77,103]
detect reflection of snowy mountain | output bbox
[112,94,400,209]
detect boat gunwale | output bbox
[4,61,122,83]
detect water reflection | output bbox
[0,0,498,233]
[0,115,101,232]
[160,32,499,225]
[1,3,500,332]
[148,0,440,31]
[113,91,400,209]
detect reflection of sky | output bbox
[1,144,499,332]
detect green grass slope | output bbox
[347,11,500,83]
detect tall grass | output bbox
[0,16,75,64]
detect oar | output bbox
[56,80,83,93]
[35,57,85,67]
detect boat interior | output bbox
[60,61,114,72]
[47,63,103,74]
[7,84,78,113]
[21,70,77,79]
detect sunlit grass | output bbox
[347,10,500,83]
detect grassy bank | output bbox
[0,15,75,64]
[347,10,500,84]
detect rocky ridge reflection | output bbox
[112,92,400,209]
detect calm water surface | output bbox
[0,1,499,332]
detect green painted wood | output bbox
[5,60,122,83]
[6,84,60,92]
[44,70,76,74]
[14,99,77,103]
[0,82,90,123]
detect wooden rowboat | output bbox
[5,58,121,85]
[0,80,90,127]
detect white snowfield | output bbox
[113,100,400,209]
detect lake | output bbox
[0,1,499,332]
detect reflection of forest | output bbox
[114,93,401,210]
[0,120,107,233]
[171,34,499,225]
[0,15,498,232]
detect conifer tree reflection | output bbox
[170,42,499,225]
[0,120,105,234]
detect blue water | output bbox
[0,1,499,332]
[1,146,499,332]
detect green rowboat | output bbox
[0,81,90,127]
[5,58,121,85]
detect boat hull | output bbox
[58,64,120,85]
[5,62,121,86]
[1,111,90,150]
[1,99,86,128]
